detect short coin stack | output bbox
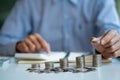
[27,54,102,74]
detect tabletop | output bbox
[0,58,120,80]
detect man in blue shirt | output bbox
[0,0,120,58]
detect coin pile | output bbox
[93,54,102,67]
[26,54,102,73]
[74,55,87,73]
[60,58,69,69]
[27,64,41,73]
[45,62,54,70]
[44,62,54,73]
[76,55,85,68]
[31,64,40,69]
[60,58,75,72]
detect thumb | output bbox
[90,36,105,53]
[90,37,101,44]
[90,37,101,46]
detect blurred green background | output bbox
[116,0,120,17]
[0,0,15,28]
[0,0,120,28]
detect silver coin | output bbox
[45,62,54,70]
[31,64,40,69]
[60,58,69,69]
[76,55,85,69]
[92,54,102,67]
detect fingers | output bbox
[101,51,114,59]
[104,34,120,48]
[103,35,120,57]
[17,42,29,53]
[90,37,100,45]
[16,33,50,53]
[100,30,120,57]
[104,37,120,53]
[91,30,120,58]
[91,37,105,53]
[113,49,120,57]
[24,38,36,52]
[34,33,50,53]
[28,35,42,52]
[91,37,112,58]
[100,30,117,45]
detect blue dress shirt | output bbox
[0,0,120,55]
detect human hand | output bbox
[91,30,120,58]
[16,33,50,53]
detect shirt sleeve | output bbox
[96,0,120,36]
[0,0,32,56]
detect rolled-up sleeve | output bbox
[96,0,120,36]
[0,0,32,56]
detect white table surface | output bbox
[0,58,120,80]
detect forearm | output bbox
[96,0,120,36]
[0,42,17,56]
[0,0,32,56]
[98,24,120,36]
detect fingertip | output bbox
[90,37,100,44]
[47,47,51,54]
[45,44,51,54]
[90,37,96,42]
[100,39,105,45]
[47,50,51,54]
[90,37,95,42]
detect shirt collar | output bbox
[53,0,78,5]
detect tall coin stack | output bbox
[60,58,69,69]
[93,54,102,67]
[76,55,85,69]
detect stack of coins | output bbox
[31,64,40,69]
[27,64,40,73]
[93,54,102,67]
[45,62,54,70]
[60,58,69,69]
[76,55,85,69]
